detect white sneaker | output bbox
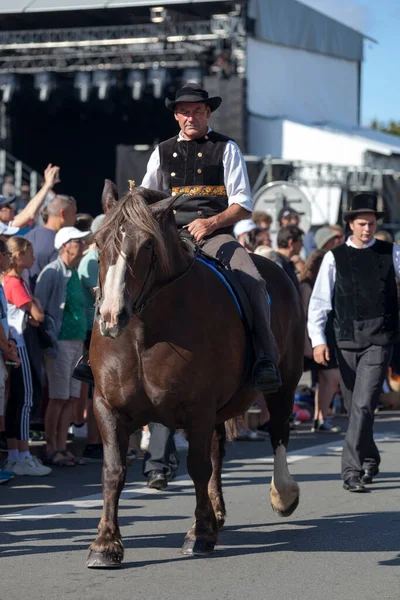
[13,456,52,476]
[71,423,88,439]
[174,431,189,451]
[3,458,18,473]
[140,430,151,451]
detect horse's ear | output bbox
[150,192,185,221]
[102,179,119,209]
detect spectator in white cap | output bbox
[314,226,343,252]
[233,218,259,250]
[35,226,90,467]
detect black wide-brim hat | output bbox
[343,192,384,221]
[165,82,222,112]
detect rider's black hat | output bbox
[165,82,222,112]
[343,193,384,221]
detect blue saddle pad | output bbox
[196,255,271,320]
[196,256,243,318]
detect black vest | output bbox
[159,131,232,232]
[332,240,399,349]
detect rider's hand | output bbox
[43,164,61,188]
[187,217,217,242]
[313,344,330,367]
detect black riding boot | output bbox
[72,361,95,385]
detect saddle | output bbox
[182,237,254,331]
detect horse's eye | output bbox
[144,240,153,250]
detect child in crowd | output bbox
[0,236,20,483]
[3,237,51,476]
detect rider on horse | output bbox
[143,82,280,393]
[74,83,280,393]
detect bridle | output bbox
[96,243,196,322]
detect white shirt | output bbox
[141,128,253,213]
[307,237,400,348]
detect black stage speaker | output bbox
[204,76,246,152]
[116,145,154,196]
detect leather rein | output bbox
[96,243,197,321]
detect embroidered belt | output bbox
[172,185,227,197]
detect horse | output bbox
[86,181,305,568]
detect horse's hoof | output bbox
[271,493,299,518]
[86,550,122,569]
[216,517,225,530]
[181,538,216,556]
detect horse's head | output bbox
[95,180,183,338]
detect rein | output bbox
[134,251,197,317]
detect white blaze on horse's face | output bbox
[99,231,128,329]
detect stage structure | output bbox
[1,0,400,226]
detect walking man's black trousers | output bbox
[336,344,392,480]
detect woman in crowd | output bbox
[3,237,51,475]
[299,250,341,433]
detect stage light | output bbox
[147,67,167,99]
[150,6,167,24]
[127,70,145,101]
[182,68,202,85]
[228,3,241,17]
[34,72,54,102]
[93,70,113,100]
[74,72,91,102]
[0,74,17,103]
[211,14,230,36]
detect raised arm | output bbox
[12,164,60,228]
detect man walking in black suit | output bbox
[308,193,400,492]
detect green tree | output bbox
[370,120,400,137]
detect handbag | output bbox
[36,313,57,350]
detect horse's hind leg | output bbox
[266,383,300,518]
[182,423,218,556]
[208,423,226,530]
[87,397,129,569]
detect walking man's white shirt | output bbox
[307,237,400,348]
[141,128,253,213]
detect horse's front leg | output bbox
[87,397,129,568]
[182,423,217,555]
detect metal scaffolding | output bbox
[0,18,246,74]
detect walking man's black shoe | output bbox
[252,359,282,394]
[343,477,366,492]
[147,470,168,490]
[72,363,94,385]
[360,468,379,484]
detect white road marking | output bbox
[1,433,399,522]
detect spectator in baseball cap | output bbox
[233,218,260,249]
[35,226,90,467]
[278,206,303,227]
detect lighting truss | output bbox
[0,18,246,74]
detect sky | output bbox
[299,0,400,126]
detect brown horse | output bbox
[87,181,304,568]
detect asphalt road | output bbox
[1,412,400,600]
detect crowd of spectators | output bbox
[0,169,397,480]
[0,166,107,482]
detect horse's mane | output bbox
[96,187,171,276]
